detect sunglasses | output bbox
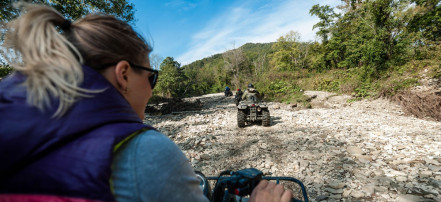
[98,62,159,90]
[128,63,159,90]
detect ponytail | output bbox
[0,2,101,117]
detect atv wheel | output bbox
[237,110,246,128]
[262,109,270,127]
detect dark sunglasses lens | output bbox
[149,73,157,89]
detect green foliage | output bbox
[391,78,419,92]
[0,65,13,77]
[154,57,187,97]
[378,76,420,97]
[270,31,299,71]
[254,73,308,104]
[408,0,441,42]
[309,0,413,81]
[1,0,135,23]
[268,80,291,95]
[431,64,441,79]
[307,69,359,94]
[309,4,340,42]
[353,82,374,98]
[241,42,275,61]
[314,78,340,92]
[176,43,276,98]
[269,31,315,72]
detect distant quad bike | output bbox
[237,94,270,127]
[225,89,233,97]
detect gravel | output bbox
[144,91,441,202]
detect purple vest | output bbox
[0,65,152,201]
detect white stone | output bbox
[395,194,424,202]
[327,181,345,189]
[373,169,385,176]
[325,188,344,194]
[362,184,375,195]
[351,190,365,198]
[396,176,408,182]
[419,171,433,178]
[347,146,365,155]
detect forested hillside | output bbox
[150,0,440,120]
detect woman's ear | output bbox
[114,60,130,91]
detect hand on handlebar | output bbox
[249,180,293,202]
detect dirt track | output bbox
[144,92,441,202]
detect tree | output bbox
[310,4,341,71]
[223,45,246,88]
[149,54,164,70]
[310,4,340,43]
[408,0,441,42]
[270,31,304,71]
[155,57,187,97]
[252,53,267,77]
[309,0,412,77]
[1,0,136,23]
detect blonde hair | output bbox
[0,2,152,117]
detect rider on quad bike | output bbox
[242,84,261,102]
[237,84,270,127]
[224,86,233,97]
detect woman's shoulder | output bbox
[112,128,208,202]
[123,128,186,161]
[133,129,177,148]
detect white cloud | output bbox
[165,0,197,11]
[177,0,341,65]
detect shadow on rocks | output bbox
[145,98,204,115]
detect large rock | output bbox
[347,146,365,155]
[395,194,425,202]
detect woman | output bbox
[0,3,292,202]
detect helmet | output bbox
[248,84,254,88]
[237,89,241,91]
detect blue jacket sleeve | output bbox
[111,130,209,202]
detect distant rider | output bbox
[242,84,261,102]
[225,86,232,96]
[235,88,243,105]
[236,88,243,97]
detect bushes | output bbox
[392,78,419,92]
[353,82,374,98]
[310,69,360,94]
[314,78,340,92]
[257,78,307,104]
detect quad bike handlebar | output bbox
[196,168,309,202]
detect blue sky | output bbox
[130,0,341,66]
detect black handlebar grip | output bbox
[291,198,303,202]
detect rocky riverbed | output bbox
[144,91,441,202]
